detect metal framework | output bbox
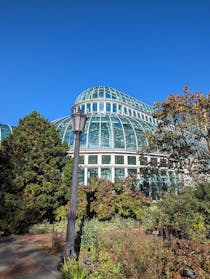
[52,86,179,199]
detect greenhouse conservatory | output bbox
[52,86,179,197]
[1,86,179,199]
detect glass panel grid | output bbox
[115,168,125,181]
[128,156,136,165]
[101,168,112,181]
[115,155,124,164]
[88,155,98,164]
[102,155,111,164]
[75,86,154,115]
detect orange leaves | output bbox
[148,88,210,177]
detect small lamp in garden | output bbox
[65,108,87,259]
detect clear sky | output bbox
[0,0,209,126]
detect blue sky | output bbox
[0,0,209,126]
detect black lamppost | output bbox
[65,109,86,259]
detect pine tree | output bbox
[0,111,72,233]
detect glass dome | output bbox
[75,86,154,114]
[52,86,165,187]
[52,113,156,151]
[53,86,157,152]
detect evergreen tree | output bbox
[0,111,72,233]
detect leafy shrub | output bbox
[111,231,210,278]
[194,182,210,237]
[81,218,101,251]
[101,215,140,231]
[29,220,68,234]
[81,216,140,250]
[28,220,54,233]
[61,258,88,279]
[76,177,151,222]
[54,205,68,221]
[142,185,208,241]
[88,249,122,279]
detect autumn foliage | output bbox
[146,88,210,179]
[76,176,151,222]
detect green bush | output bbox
[142,184,208,241]
[54,205,68,221]
[81,216,140,249]
[28,220,53,233]
[61,259,88,279]
[76,177,151,223]
[29,220,67,234]
[88,250,122,279]
[81,218,101,250]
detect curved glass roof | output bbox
[52,113,156,151]
[0,124,13,141]
[75,86,154,114]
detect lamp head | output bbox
[71,110,87,133]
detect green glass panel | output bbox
[88,155,98,164]
[101,115,111,148]
[121,117,136,150]
[112,116,124,149]
[78,168,84,185]
[79,155,84,164]
[88,116,99,148]
[128,156,136,165]
[101,168,112,181]
[132,119,147,149]
[64,128,74,146]
[115,155,124,164]
[80,117,89,148]
[102,155,111,164]
[115,168,125,181]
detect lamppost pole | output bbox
[65,109,86,259]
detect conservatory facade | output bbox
[52,86,179,196]
[0,86,179,198]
